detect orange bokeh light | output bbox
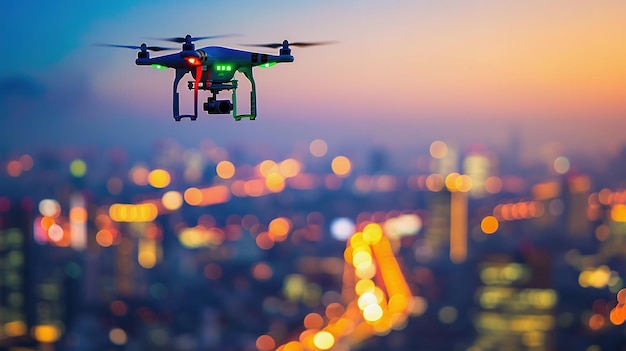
[256,335,276,351]
[331,156,351,177]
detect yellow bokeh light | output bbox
[309,139,328,157]
[312,331,335,350]
[355,279,376,295]
[284,341,303,351]
[430,140,448,159]
[109,203,158,222]
[331,156,351,177]
[445,173,460,191]
[388,294,409,314]
[258,160,279,177]
[216,161,235,179]
[481,216,499,234]
[266,173,286,193]
[358,292,378,310]
[162,191,183,211]
[455,174,472,192]
[363,304,384,323]
[148,169,171,188]
[138,250,157,269]
[279,158,301,178]
[611,204,626,222]
[355,263,377,279]
[352,250,373,270]
[32,324,60,343]
[269,217,291,241]
[363,223,383,244]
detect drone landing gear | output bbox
[174,115,197,122]
[231,66,257,121]
[172,67,202,121]
[175,66,258,122]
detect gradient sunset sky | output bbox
[1,0,625,155]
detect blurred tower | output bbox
[463,144,496,199]
[421,191,450,262]
[472,251,557,351]
[0,228,30,347]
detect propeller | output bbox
[95,43,175,52]
[240,40,338,49]
[154,34,240,44]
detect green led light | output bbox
[216,64,233,72]
[151,64,167,70]
[260,62,278,68]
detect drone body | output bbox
[101,35,332,121]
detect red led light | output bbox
[185,57,200,66]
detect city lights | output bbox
[331,156,351,177]
[69,159,87,177]
[481,216,499,234]
[6,133,626,351]
[216,160,236,179]
[148,169,171,188]
[309,139,328,157]
[109,203,158,222]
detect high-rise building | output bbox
[472,251,557,351]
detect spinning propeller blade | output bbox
[155,34,240,43]
[240,41,338,49]
[95,43,175,51]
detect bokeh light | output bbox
[109,328,127,345]
[481,216,499,234]
[363,304,384,323]
[129,165,150,186]
[330,217,355,240]
[69,159,87,177]
[148,169,171,188]
[258,160,279,177]
[162,191,183,211]
[554,156,570,174]
[430,140,448,159]
[279,158,301,178]
[38,199,61,218]
[309,139,328,157]
[216,160,235,179]
[256,335,276,351]
[184,187,203,206]
[312,331,334,350]
[331,156,351,177]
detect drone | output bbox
[99,34,334,121]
